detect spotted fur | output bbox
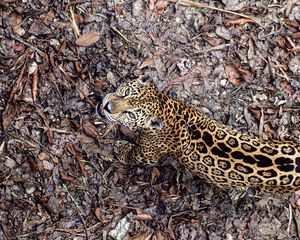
[102,78,300,193]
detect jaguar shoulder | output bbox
[102,77,300,193]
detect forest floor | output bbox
[1,0,300,239]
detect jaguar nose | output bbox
[104,101,111,114]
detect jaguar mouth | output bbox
[96,94,111,119]
[95,102,106,118]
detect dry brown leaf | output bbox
[153,0,169,16]
[152,231,165,240]
[95,79,108,91]
[75,32,100,47]
[134,213,153,221]
[225,65,241,87]
[1,223,12,238]
[138,57,154,69]
[66,144,87,176]
[167,217,176,240]
[291,32,300,39]
[277,36,288,49]
[58,38,67,55]
[12,44,25,52]
[74,13,84,24]
[94,207,107,223]
[32,68,38,102]
[76,134,95,144]
[129,232,149,240]
[151,167,160,183]
[82,121,100,139]
[238,67,254,82]
[224,18,256,26]
[43,160,54,171]
[59,171,78,183]
[202,36,221,47]
[283,19,300,28]
[38,152,47,161]
[35,107,53,143]
[11,13,22,30]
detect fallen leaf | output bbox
[1,223,12,239]
[95,79,108,91]
[59,171,78,183]
[138,57,153,69]
[238,67,254,82]
[283,19,300,28]
[12,44,25,52]
[129,232,149,240]
[225,65,241,87]
[153,0,169,16]
[224,18,256,26]
[291,32,300,39]
[82,121,100,139]
[75,32,100,46]
[32,67,38,102]
[94,207,107,223]
[151,167,160,183]
[153,231,165,240]
[66,144,87,176]
[43,160,54,171]
[10,12,22,30]
[134,213,153,221]
[277,36,288,49]
[202,36,221,47]
[76,134,95,144]
[38,152,47,161]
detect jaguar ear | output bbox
[147,117,164,130]
[138,73,151,84]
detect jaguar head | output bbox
[101,77,165,131]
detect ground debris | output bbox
[0,0,299,239]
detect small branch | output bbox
[169,0,261,26]
[63,184,89,240]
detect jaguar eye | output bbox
[124,88,130,96]
[126,111,136,119]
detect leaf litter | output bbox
[0,0,300,239]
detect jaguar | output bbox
[101,77,300,193]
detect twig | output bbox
[69,6,80,37]
[58,65,95,107]
[63,184,89,240]
[11,34,44,55]
[169,0,261,26]
[163,71,202,93]
[287,203,293,237]
[258,107,264,139]
[274,59,290,82]
[195,43,233,54]
[111,26,130,43]
[38,126,72,134]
